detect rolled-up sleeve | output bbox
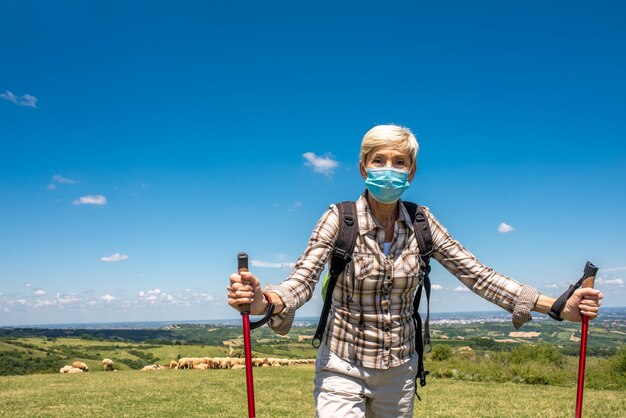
[425,207,541,329]
[264,206,339,334]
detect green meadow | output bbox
[1,318,625,416]
[1,366,624,417]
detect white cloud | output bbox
[99,294,116,303]
[73,195,107,205]
[303,152,339,176]
[25,283,32,288]
[47,184,57,190]
[138,288,176,304]
[454,286,469,292]
[100,253,129,262]
[288,201,303,212]
[56,293,81,305]
[498,222,515,233]
[251,259,295,270]
[33,289,46,297]
[34,300,55,308]
[16,299,27,305]
[52,174,76,185]
[597,277,624,287]
[1,90,38,108]
[544,283,559,288]
[601,266,626,273]
[431,284,443,290]
[196,292,215,302]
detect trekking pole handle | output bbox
[582,261,598,289]
[238,252,250,314]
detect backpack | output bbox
[311,200,434,398]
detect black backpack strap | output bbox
[413,205,433,352]
[312,201,358,348]
[402,201,434,398]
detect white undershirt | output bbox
[383,242,392,256]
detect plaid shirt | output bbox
[267,193,541,370]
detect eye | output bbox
[394,158,406,168]
[370,157,384,166]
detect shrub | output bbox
[509,344,563,366]
[610,348,626,375]
[431,345,452,361]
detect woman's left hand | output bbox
[560,288,604,322]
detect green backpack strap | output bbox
[312,201,358,348]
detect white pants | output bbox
[313,345,418,418]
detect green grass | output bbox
[0,366,624,417]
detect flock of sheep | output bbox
[142,357,315,371]
[59,359,114,374]
[59,357,314,373]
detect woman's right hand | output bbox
[227,271,268,315]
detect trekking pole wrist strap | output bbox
[548,288,573,321]
[548,261,599,321]
[249,292,275,330]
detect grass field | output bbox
[0,366,624,417]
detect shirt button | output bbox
[384,346,390,351]
[384,326,390,332]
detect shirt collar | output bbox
[356,191,415,236]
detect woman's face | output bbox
[360,146,416,180]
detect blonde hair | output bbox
[360,124,419,168]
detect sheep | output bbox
[67,367,83,374]
[59,365,73,374]
[252,358,268,368]
[169,360,178,369]
[177,358,192,369]
[72,361,89,372]
[195,363,209,370]
[231,358,245,367]
[141,364,158,371]
[102,358,114,371]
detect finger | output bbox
[580,304,599,313]
[228,293,254,303]
[227,287,254,299]
[230,273,243,284]
[581,309,599,319]
[580,299,601,308]
[576,288,602,298]
[240,271,259,285]
[228,296,254,307]
[240,274,261,292]
[227,282,253,293]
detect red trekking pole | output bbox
[237,252,275,418]
[575,262,599,418]
[238,252,256,418]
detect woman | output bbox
[227,124,603,418]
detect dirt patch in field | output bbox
[509,331,541,338]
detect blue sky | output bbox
[1,1,624,326]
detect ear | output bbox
[408,163,417,182]
[359,161,368,179]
